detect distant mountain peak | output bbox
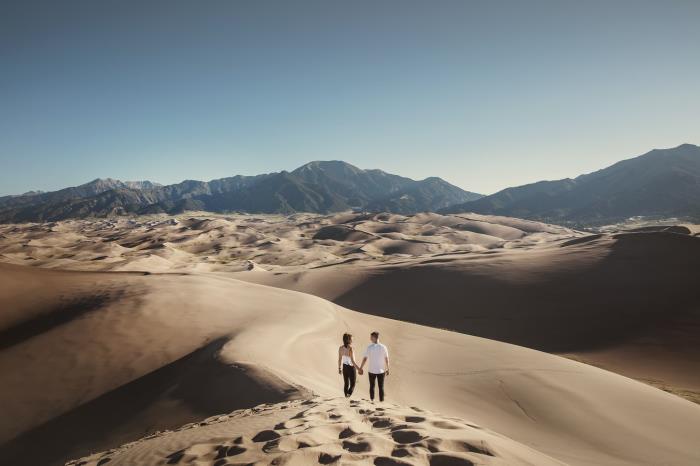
[80,178,161,190]
[444,143,700,225]
[0,161,481,222]
[292,160,365,176]
[668,143,697,150]
[296,160,357,168]
[84,177,117,185]
[124,180,162,189]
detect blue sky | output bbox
[1,0,699,196]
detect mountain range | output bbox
[1,144,698,224]
[0,161,481,223]
[445,143,700,225]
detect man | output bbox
[359,331,389,402]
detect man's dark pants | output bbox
[369,372,385,401]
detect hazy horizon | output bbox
[2,1,699,196]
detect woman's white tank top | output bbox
[341,346,353,366]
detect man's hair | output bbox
[371,331,379,338]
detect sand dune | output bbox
[1,261,700,466]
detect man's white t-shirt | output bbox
[364,343,389,374]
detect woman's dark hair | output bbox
[342,333,352,347]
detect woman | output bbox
[338,333,363,397]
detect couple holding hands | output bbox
[338,331,389,402]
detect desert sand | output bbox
[67,397,567,466]
[1,212,699,466]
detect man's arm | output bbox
[384,346,390,375]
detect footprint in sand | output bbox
[405,416,426,423]
[224,445,246,457]
[342,439,372,452]
[214,446,227,459]
[318,452,342,464]
[165,449,185,464]
[391,429,424,444]
[252,430,280,442]
[262,439,279,453]
[371,418,393,428]
[391,447,411,457]
[428,453,476,466]
[374,457,412,466]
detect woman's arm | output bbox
[350,347,358,367]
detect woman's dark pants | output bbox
[343,364,356,397]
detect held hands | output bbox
[357,367,364,375]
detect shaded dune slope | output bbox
[335,232,700,352]
[1,337,306,466]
